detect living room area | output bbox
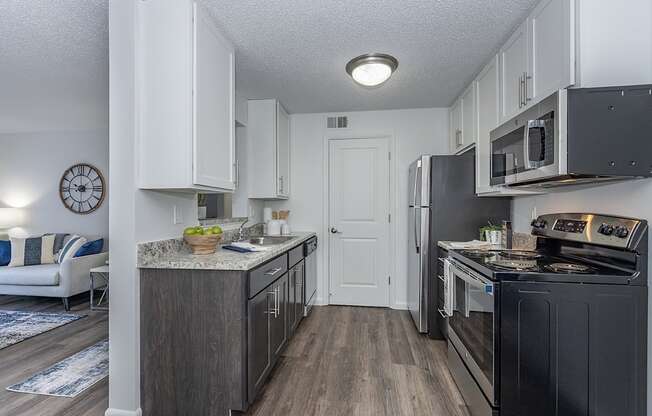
[0,1,110,414]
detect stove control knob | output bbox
[598,223,614,236]
[531,219,547,229]
[614,226,629,239]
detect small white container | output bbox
[267,220,282,236]
[281,223,291,235]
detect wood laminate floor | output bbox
[0,294,108,416]
[245,306,470,416]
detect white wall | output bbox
[268,108,449,309]
[511,178,652,411]
[0,130,109,238]
[107,2,198,415]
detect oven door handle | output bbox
[450,261,494,293]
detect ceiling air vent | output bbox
[327,116,348,129]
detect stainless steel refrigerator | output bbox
[407,150,511,337]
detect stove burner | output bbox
[499,250,542,260]
[489,259,539,271]
[460,250,495,258]
[545,263,595,274]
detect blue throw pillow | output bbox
[74,239,104,257]
[0,240,10,266]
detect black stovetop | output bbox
[449,249,641,285]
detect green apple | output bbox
[183,227,198,236]
[210,225,223,235]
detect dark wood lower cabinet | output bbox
[141,247,308,416]
[501,281,647,416]
[248,284,272,401]
[287,260,305,336]
[269,274,288,361]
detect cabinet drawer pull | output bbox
[265,267,282,276]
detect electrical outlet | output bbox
[173,206,184,225]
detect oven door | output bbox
[447,259,499,406]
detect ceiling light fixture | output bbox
[345,53,399,87]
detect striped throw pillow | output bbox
[57,235,87,264]
[7,235,56,267]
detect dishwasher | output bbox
[303,237,318,316]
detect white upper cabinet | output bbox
[475,56,500,194]
[248,99,291,200]
[499,21,529,123]
[449,84,476,154]
[527,0,574,105]
[449,98,462,153]
[137,0,235,192]
[460,83,477,152]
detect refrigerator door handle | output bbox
[412,164,421,207]
[414,208,420,253]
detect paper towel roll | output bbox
[263,207,273,222]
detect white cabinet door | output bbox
[475,56,500,194]
[527,0,574,105]
[276,103,290,198]
[450,98,463,153]
[499,21,528,122]
[193,3,235,190]
[460,83,476,151]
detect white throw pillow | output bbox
[8,234,56,267]
[57,235,87,264]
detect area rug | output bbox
[7,339,108,397]
[0,311,84,350]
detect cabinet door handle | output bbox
[275,286,280,317]
[518,75,524,108]
[524,72,531,103]
[437,308,449,318]
[438,275,445,283]
[266,289,279,317]
[455,129,463,147]
[264,267,282,276]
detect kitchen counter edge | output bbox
[137,232,316,271]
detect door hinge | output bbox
[388,213,391,223]
[388,276,391,285]
[388,152,391,161]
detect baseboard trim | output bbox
[105,408,142,416]
[391,301,407,310]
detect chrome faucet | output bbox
[238,218,249,242]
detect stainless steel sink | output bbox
[248,236,294,246]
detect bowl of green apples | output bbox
[183,225,223,255]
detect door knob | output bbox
[330,227,340,234]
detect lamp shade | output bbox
[0,208,22,229]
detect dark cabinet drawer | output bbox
[249,254,288,298]
[288,244,304,268]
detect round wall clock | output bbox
[59,163,106,214]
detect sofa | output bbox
[0,235,108,310]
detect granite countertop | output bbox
[138,232,316,271]
[438,241,503,251]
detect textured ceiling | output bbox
[0,0,108,134]
[199,0,539,113]
[0,0,539,133]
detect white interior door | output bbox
[328,138,390,307]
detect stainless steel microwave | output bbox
[490,85,652,188]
